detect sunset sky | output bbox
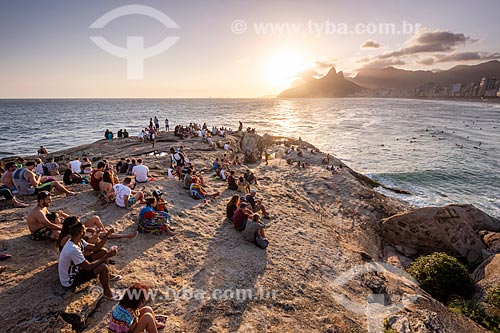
[1,0,499,98]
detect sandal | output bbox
[155,315,168,329]
[0,254,12,260]
[110,274,122,281]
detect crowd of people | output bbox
[0,119,274,332]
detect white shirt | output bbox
[113,183,132,207]
[58,239,88,287]
[220,168,227,180]
[69,160,82,173]
[224,143,230,150]
[132,164,149,182]
[35,164,44,176]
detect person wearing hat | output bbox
[152,189,169,214]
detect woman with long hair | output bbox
[226,194,240,221]
[109,283,167,333]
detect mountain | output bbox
[278,67,364,98]
[351,60,500,89]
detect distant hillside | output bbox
[278,67,364,98]
[351,60,500,89]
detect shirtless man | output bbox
[0,162,16,191]
[26,191,62,240]
[12,161,76,196]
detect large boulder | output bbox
[240,132,265,164]
[380,204,500,264]
[473,254,500,298]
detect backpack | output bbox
[255,235,269,249]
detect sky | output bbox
[1,0,499,98]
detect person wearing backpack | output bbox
[169,148,185,180]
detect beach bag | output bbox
[255,235,269,249]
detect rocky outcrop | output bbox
[473,254,500,302]
[240,132,265,163]
[380,204,500,263]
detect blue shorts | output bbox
[128,197,136,207]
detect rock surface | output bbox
[0,132,492,332]
[381,204,500,263]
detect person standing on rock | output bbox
[154,116,159,131]
[165,118,169,132]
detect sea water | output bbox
[0,98,498,217]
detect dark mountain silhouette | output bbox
[278,67,364,98]
[350,60,500,89]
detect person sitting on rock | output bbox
[232,202,253,231]
[1,162,17,192]
[246,189,270,219]
[12,161,76,196]
[132,158,149,183]
[0,183,28,208]
[45,157,60,176]
[63,168,83,185]
[189,179,219,201]
[237,176,250,194]
[81,157,92,174]
[242,214,269,249]
[109,283,167,332]
[89,161,106,191]
[58,220,120,300]
[137,197,174,235]
[56,215,136,250]
[99,171,116,203]
[244,170,258,185]
[26,191,62,240]
[227,170,238,191]
[113,177,145,209]
[38,146,49,155]
[226,194,240,221]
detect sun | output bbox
[267,52,308,90]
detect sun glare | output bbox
[267,53,308,90]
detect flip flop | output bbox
[110,274,122,281]
[0,254,12,260]
[67,192,78,196]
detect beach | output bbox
[0,129,494,332]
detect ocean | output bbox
[0,98,499,218]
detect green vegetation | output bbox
[406,252,474,303]
[486,285,500,309]
[448,297,500,332]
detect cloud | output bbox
[361,40,382,49]
[359,58,406,69]
[290,69,322,87]
[416,57,435,66]
[314,60,335,68]
[378,30,471,59]
[416,52,500,65]
[436,51,500,62]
